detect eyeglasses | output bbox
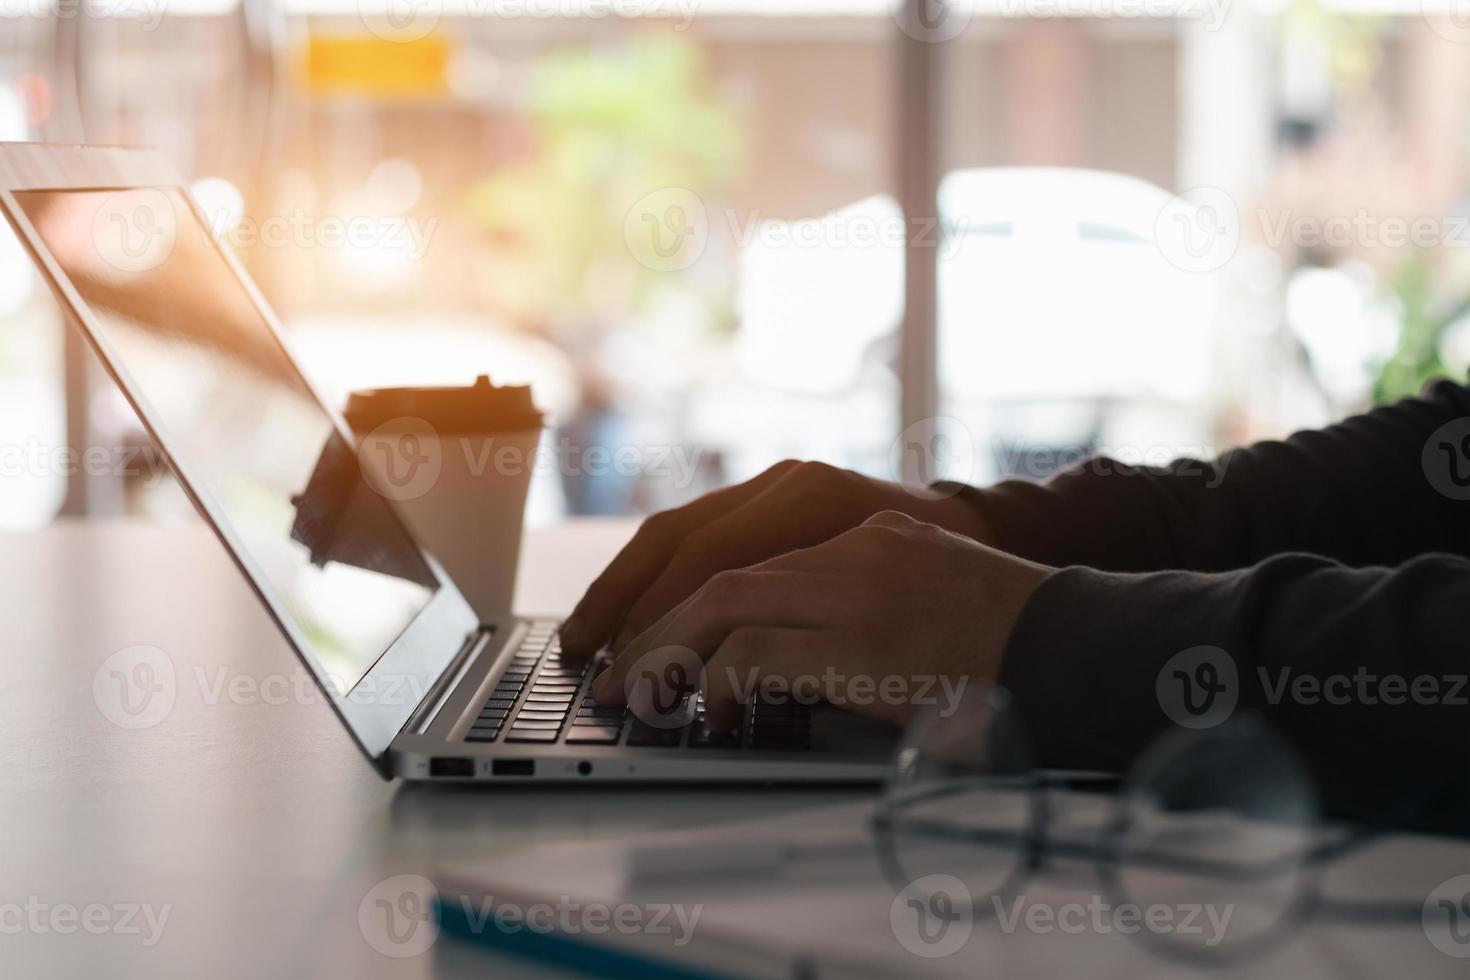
[871,686,1438,965]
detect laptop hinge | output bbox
[402,626,496,737]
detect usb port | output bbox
[492,759,535,777]
[430,757,475,778]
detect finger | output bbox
[612,463,860,650]
[561,460,799,655]
[591,569,840,705]
[620,561,851,667]
[699,626,840,731]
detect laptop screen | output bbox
[15,187,439,692]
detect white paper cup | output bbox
[350,378,543,623]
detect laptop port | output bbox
[429,757,475,778]
[492,759,535,777]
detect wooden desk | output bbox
[0,520,867,978]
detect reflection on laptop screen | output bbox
[16,187,439,692]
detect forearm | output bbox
[961,378,1470,572]
[996,552,1470,832]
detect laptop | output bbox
[0,142,897,782]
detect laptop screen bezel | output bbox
[0,143,482,775]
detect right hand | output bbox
[559,459,995,658]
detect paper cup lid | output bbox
[345,375,543,435]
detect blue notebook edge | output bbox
[434,896,739,980]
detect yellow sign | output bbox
[302,35,451,100]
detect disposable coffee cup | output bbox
[347,375,544,623]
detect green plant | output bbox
[465,35,744,330]
[1373,252,1458,403]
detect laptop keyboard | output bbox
[464,621,811,751]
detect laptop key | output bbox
[478,708,510,721]
[689,725,740,749]
[508,719,562,731]
[626,722,682,747]
[505,729,559,743]
[565,726,621,744]
[568,716,621,731]
[484,698,518,711]
[514,710,568,723]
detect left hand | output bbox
[589,511,1055,731]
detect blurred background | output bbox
[3,0,1470,529]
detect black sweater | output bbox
[978,378,1470,834]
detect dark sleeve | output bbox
[967,378,1470,572]
[996,553,1470,833]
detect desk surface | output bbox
[0,519,866,979]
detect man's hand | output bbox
[560,460,995,657]
[588,511,1052,730]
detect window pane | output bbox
[936,9,1470,485]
